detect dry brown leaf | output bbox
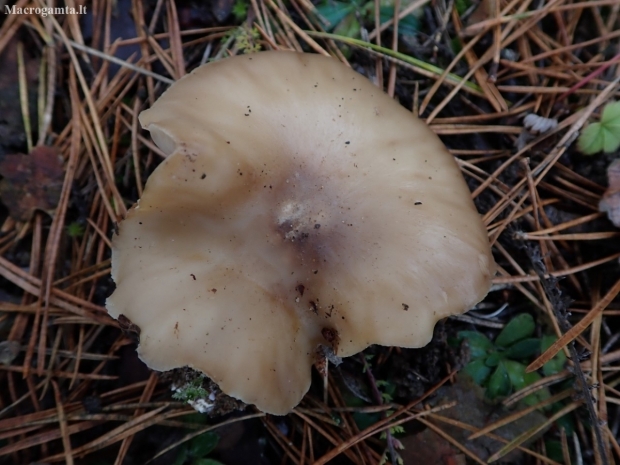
[0,145,64,221]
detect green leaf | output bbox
[379,6,419,35]
[495,314,535,348]
[486,362,511,399]
[578,101,620,154]
[464,359,491,385]
[578,122,605,154]
[552,404,575,435]
[458,331,494,359]
[193,459,226,465]
[522,371,551,406]
[503,361,550,406]
[173,447,188,465]
[333,12,362,39]
[315,1,418,38]
[602,126,620,153]
[189,432,219,459]
[504,338,540,359]
[541,335,567,376]
[454,0,471,15]
[503,360,526,390]
[602,101,620,123]
[544,440,565,464]
[66,221,85,238]
[485,352,502,367]
[232,0,248,22]
[391,425,405,435]
[315,2,357,30]
[182,413,210,425]
[353,412,381,430]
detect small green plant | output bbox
[221,25,261,54]
[66,221,85,238]
[232,0,249,22]
[315,0,419,40]
[356,355,404,465]
[578,101,620,155]
[454,0,472,15]
[172,431,224,465]
[458,313,566,404]
[172,375,209,403]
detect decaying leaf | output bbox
[600,158,620,228]
[0,146,64,221]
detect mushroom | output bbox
[106,51,495,415]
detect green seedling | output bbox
[458,313,566,404]
[578,101,620,155]
[172,431,224,465]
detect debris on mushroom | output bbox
[106,51,496,415]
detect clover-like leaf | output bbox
[578,101,620,155]
[495,313,535,348]
[578,122,605,154]
[603,100,620,123]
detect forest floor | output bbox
[0,0,620,464]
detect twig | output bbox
[360,354,398,465]
[525,245,609,465]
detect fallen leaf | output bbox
[400,374,547,463]
[0,146,64,221]
[399,427,463,465]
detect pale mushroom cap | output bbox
[107,51,495,415]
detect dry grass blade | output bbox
[416,417,486,465]
[145,412,266,464]
[468,389,572,440]
[527,277,620,373]
[51,381,74,465]
[487,402,581,463]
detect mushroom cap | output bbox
[107,51,495,415]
